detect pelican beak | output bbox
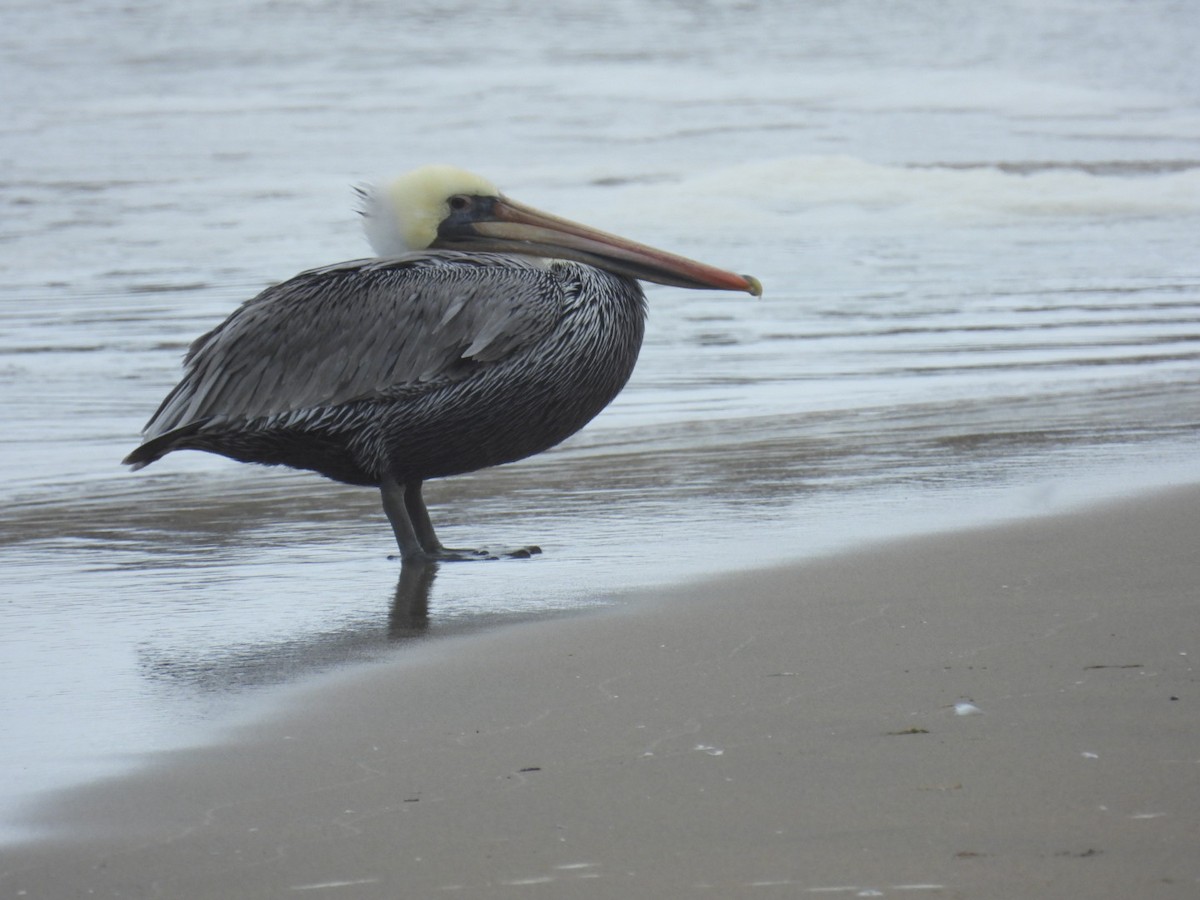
[434,195,762,296]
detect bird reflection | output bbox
[139,565,440,695]
[388,560,436,639]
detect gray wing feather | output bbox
[143,252,562,439]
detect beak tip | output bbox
[743,275,763,297]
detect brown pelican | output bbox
[125,165,761,561]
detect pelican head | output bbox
[359,165,761,296]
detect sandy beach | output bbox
[4,483,1198,899]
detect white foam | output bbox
[608,156,1200,234]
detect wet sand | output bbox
[5,485,1200,899]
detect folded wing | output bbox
[141,252,563,440]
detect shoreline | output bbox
[5,483,1200,898]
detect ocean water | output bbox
[2,0,1198,836]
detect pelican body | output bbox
[125,166,761,561]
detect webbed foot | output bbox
[498,544,542,560]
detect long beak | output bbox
[435,196,762,296]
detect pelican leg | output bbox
[380,475,541,561]
[402,480,494,561]
[381,474,428,561]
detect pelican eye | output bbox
[448,195,471,211]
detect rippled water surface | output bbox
[2,0,1199,835]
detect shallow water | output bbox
[2,0,1199,837]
